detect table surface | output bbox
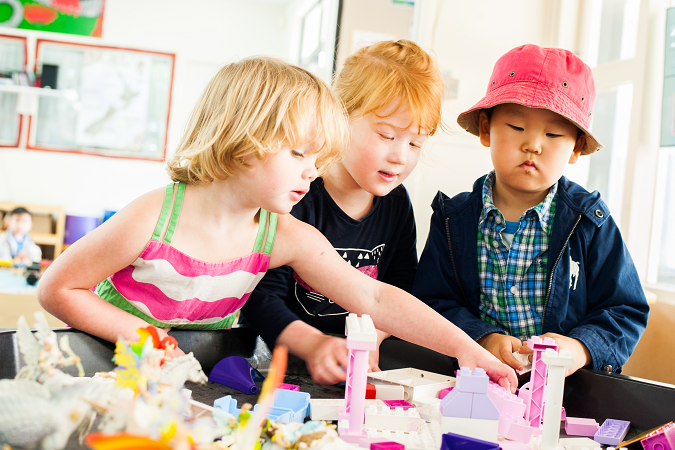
[1,328,672,450]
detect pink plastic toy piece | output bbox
[641,422,675,450]
[487,382,526,418]
[371,442,405,450]
[382,400,414,410]
[439,387,454,399]
[524,336,557,427]
[279,383,300,391]
[561,406,566,421]
[499,413,536,443]
[471,393,499,420]
[565,417,600,437]
[358,437,392,449]
[340,314,377,443]
[499,440,531,450]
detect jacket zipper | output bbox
[542,214,582,327]
[445,216,468,303]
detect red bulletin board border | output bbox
[27,39,176,162]
[0,34,28,149]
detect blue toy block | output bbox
[273,389,311,422]
[470,393,499,420]
[594,419,630,446]
[441,432,500,450]
[456,367,489,394]
[439,387,473,418]
[267,406,294,423]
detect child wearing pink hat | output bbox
[412,44,649,377]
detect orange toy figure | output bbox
[158,336,179,365]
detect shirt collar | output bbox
[479,171,557,235]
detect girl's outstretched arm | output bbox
[38,188,172,344]
[271,215,517,391]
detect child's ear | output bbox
[478,110,491,147]
[568,133,586,164]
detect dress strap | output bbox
[151,183,176,241]
[252,209,278,255]
[163,181,186,244]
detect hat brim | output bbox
[457,83,603,155]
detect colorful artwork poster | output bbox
[0,0,104,37]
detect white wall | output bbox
[404,0,556,255]
[0,0,290,216]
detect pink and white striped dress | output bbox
[95,182,277,330]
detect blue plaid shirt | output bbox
[477,172,558,340]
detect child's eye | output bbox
[546,133,562,138]
[507,124,524,131]
[410,142,423,149]
[379,134,394,141]
[291,150,304,158]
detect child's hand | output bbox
[520,333,591,377]
[477,332,525,371]
[457,342,518,393]
[304,334,349,385]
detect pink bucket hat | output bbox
[457,44,602,155]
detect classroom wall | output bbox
[0,0,291,216]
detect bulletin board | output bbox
[0,34,27,148]
[28,39,175,161]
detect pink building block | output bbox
[499,440,531,450]
[340,314,377,444]
[524,337,557,428]
[279,383,300,391]
[641,422,675,450]
[565,417,600,437]
[561,407,566,421]
[371,442,405,450]
[499,413,536,443]
[382,400,414,410]
[487,382,526,418]
[439,387,454,399]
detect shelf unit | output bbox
[0,202,66,259]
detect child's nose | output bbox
[522,136,543,154]
[304,164,318,181]
[389,143,408,165]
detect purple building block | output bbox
[641,422,675,450]
[565,417,600,437]
[594,419,630,446]
[456,367,489,394]
[439,388,473,418]
[371,442,405,450]
[471,393,500,420]
[441,432,500,450]
[382,400,414,410]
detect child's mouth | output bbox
[520,161,537,170]
[379,171,397,181]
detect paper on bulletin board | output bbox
[661,7,675,147]
[74,50,151,151]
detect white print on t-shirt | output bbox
[293,244,385,316]
[570,256,580,290]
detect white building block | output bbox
[310,398,385,421]
[441,416,499,443]
[363,420,441,450]
[558,437,601,450]
[411,396,442,422]
[367,368,455,401]
[345,313,377,344]
[364,405,421,432]
[374,384,405,400]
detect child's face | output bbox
[7,213,32,237]
[240,138,321,214]
[339,101,428,197]
[479,103,584,198]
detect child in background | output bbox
[412,44,649,376]
[242,40,444,385]
[0,207,42,265]
[38,57,517,389]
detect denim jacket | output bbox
[412,175,649,373]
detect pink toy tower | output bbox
[521,336,557,430]
[339,313,377,443]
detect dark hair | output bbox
[9,207,31,217]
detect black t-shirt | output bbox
[240,177,418,347]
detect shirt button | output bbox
[602,365,613,372]
[510,286,518,295]
[495,217,502,224]
[492,240,499,248]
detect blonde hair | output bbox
[167,57,349,184]
[333,39,446,135]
